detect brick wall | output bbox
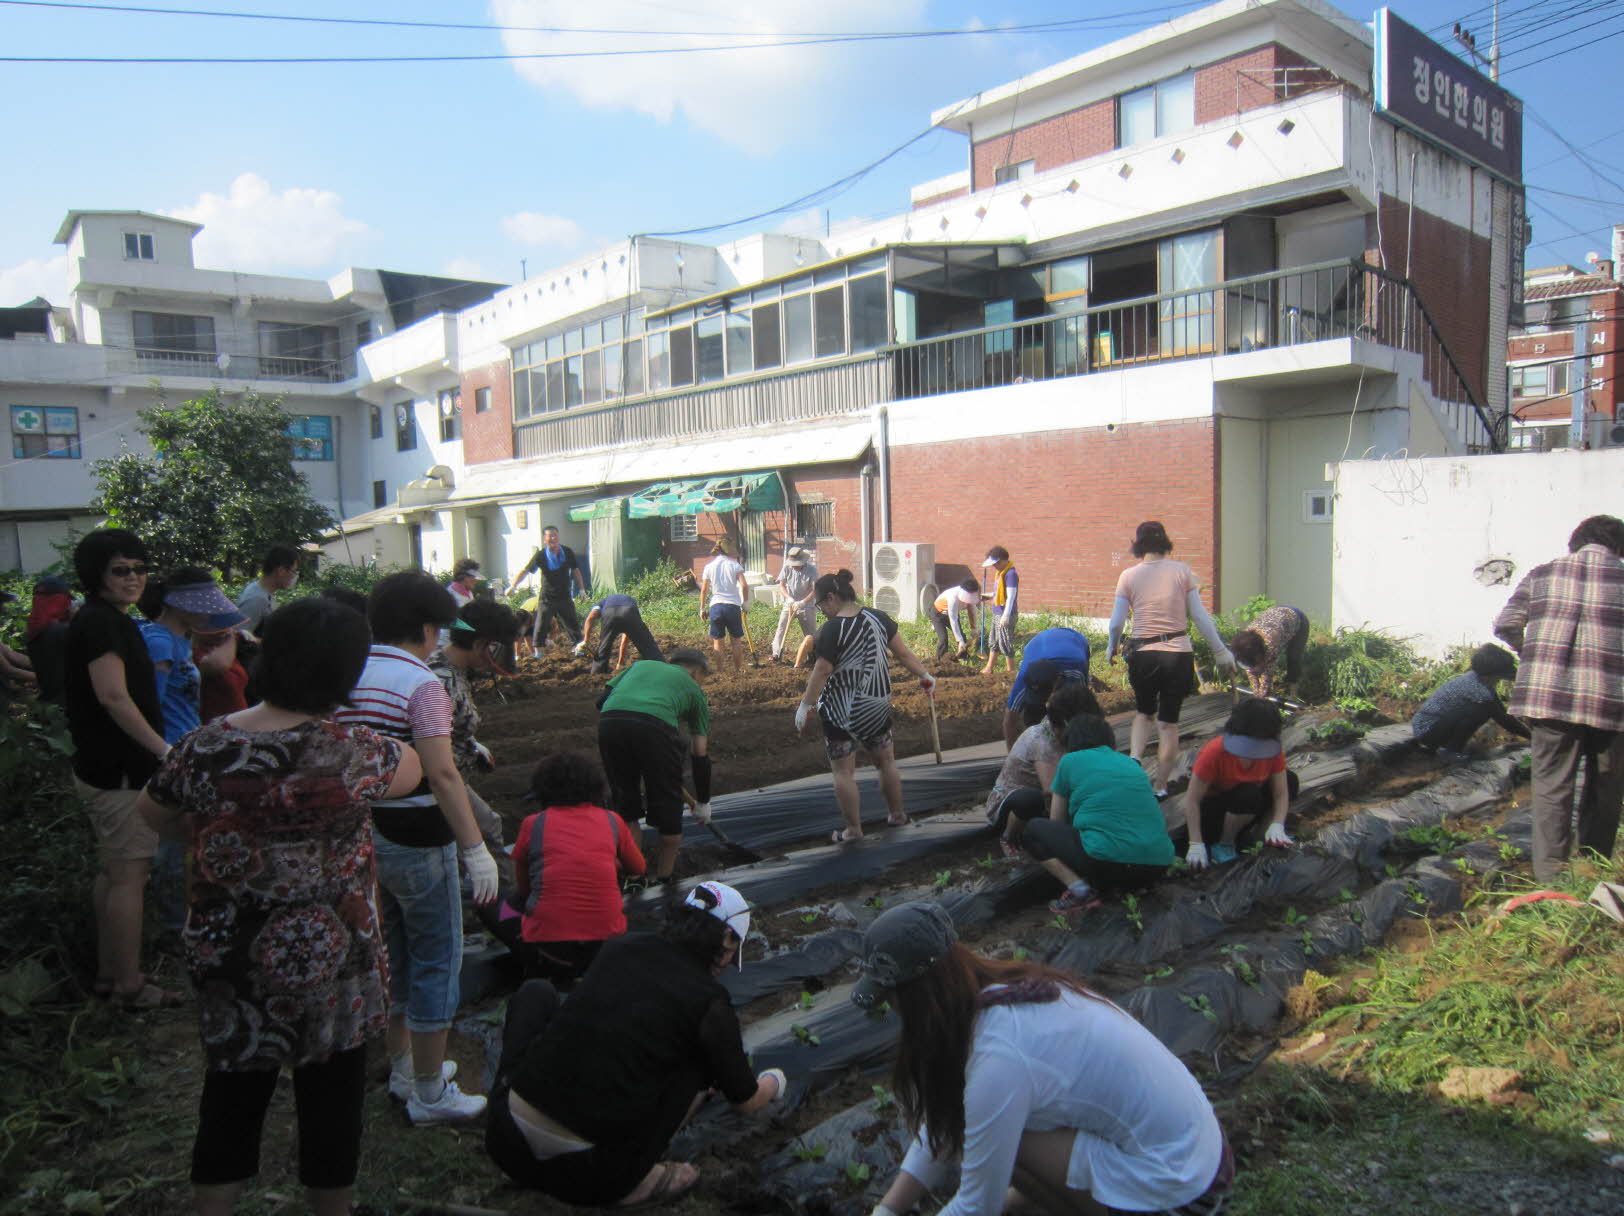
[1195,44,1331,124]
[1371,196,1494,403]
[459,361,513,464]
[886,418,1219,615]
[1509,295,1623,422]
[971,98,1116,191]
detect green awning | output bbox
[624,471,785,518]
[566,495,628,522]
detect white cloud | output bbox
[500,211,587,248]
[490,0,930,154]
[443,256,494,280]
[167,172,372,271]
[0,255,69,306]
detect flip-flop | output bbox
[830,829,861,845]
[617,1162,700,1211]
[112,979,183,1010]
[885,814,911,828]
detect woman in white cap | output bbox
[484,880,786,1208]
[1181,698,1299,869]
[855,902,1231,1216]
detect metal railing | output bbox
[129,347,357,383]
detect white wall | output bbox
[1332,448,1624,657]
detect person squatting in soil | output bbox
[135,596,423,1216]
[989,680,1102,854]
[981,545,1019,676]
[574,591,664,674]
[796,569,936,844]
[857,902,1233,1216]
[770,544,819,666]
[930,577,982,662]
[519,525,588,651]
[510,750,646,989]
[331,571,500,1126]
[1182,699,1300,870]
[1002,626,1093,750]
[1108,521,1237,797]
[1409,643,1529,762]
[596,648,716,882]
[698,538,751,674]
[485,881,786,1209]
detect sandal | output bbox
[112,979,183,1010]
[999,837,1021,861]
[618,1162,700,1210]
[885,815,911,828]
[830,829,861,845]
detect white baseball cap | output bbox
[684,881,751,968]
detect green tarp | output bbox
[626,471,785,518]
[566,496,627,523]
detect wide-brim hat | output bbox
[1221,733,1283,761]
[785,546,808,566]
[165,582,247,629]
[852,901,956,1010]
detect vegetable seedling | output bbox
[846,1162,872,1185]
[791,1023,820,1047]
[871,1084,895,1110]
[797,991,818,1011]
[793,1142,827,1162]
[1180,993,1219,1023]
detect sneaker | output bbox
[1437,748,1469,766]
[1210,842,1238,865]
[1049,888,1102,916]
[388,1059,457,1103]
[999,837,1021,861]
[405,1078,486,1125]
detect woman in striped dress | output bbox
[795,570,936,843]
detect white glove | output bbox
[794,703,812,733]
[571,641,588,657]
[1214,648,1238,673]
[473,741,494,771]
[1265,822,1293,847]
[693,801,713,824]
[459,842,500,904]
[1185,842,1210,871]
[759,1067,787,1101]
[872,1205,901,1216]
[918,672,937,694]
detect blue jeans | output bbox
[372,834,462,1032]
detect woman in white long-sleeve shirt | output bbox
[855,902,1230,1216]
[1106,521,1236,797]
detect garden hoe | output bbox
[684,789,762,865]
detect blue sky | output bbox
[2,0,1621,305]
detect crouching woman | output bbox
[858,902,1231,1216]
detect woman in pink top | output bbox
[1106,522,1235,795]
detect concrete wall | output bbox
[1332,448,1624,657]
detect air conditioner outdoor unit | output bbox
[870,542,935,622]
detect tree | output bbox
[92,390,336,581]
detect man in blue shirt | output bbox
[519,526,588,651]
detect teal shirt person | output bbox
[600,660,710,735]
[1050,747,1174,867]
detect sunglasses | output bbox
[108,564,149,578]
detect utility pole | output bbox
[1452,1,1501,80]
[1571,318,1589,448]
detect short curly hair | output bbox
[528,750,610,809]
[73,528,148,597]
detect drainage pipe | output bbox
[875,405,892,542]
[859,460,874,596]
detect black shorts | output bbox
[1128,650,1196,723]
[597,712,687,837]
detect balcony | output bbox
[127,346,356,384]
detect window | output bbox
[123,232,155,261]
[373,480,388,509]
[395,402,417,451]
[813,287,845,358]
[286,415,334,461]
[695,314,726,383]
[369,404,383,439]
[669,514,698,541]
[783,293,814,364]
[752,304,782,369]
[474,386,491,413]
[848,272,889,352]
[1302,491,1333,524]
[993,160,1035,185]
[259,321,340,379]
[725,309,752,376]
[796,501,835,538]
[1511,362,1569,397]
[1509,422,1572,451]
[132,311,215,361]
[1118,71,1195,146]
[356,319,372,348]
[10,404,81,459]
[438,389,461,441]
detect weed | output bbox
[1401,822,1475,853]
[1284,906,1307,926]
[1146,965,1175,982]
[933,869,952,890]
[871,1084,895,1110]
[1221,943,1259,987]
[1453,856,1476,875]
[975,854,998,870]
[864,894,885,911]
[800,911,820,925]
[1498,841,1522,863]
[1384,863,1401,879]
[864,1000,892,1020]
[845,1161,872,1185]
[791,1024,821,1047]
[1334,695,1382,721]
[1180,993,1219,1023]
[1302,928,1317,956]
[1336,887,1356,903]
[1308,718,1369,743]
[1122,893,1144,935]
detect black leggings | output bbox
[190,1045,368,1189]
[593,606,663,674]
[598,711,687,836]
[486,981,701,1206]
[1196,769,1301,845]
[1128,650,1196,723]
[1020,818,1168,894]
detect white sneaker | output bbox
[405,1077,486,1124]
[388,1058,457,1102]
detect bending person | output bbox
[596,648,715,882]
[795,569,935,844]
[1107,521,1236,796]
[1228,604,1310,701]
[929,578,981,662]
[485,882,786,1209]
[1182,699,1300,869]
[1411,644,1529,762]
[856,902,1231,1216]
[1003,627,1093,750]
[1018,714,1173,915]
[989,681,1101,849]
[574,592,663,674]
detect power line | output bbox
[1502,23,1624,72]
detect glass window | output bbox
[784,294,813,364]
[369,404,383,438]
[1157,73,1195,138]
[624,339,645,395]
[725,310,752,375]
[373,480,387,509]
[695,315,725,383]
[849,274,889,352]
[437,391,460,442]
[893,289,918,342]
[814,286,845,358]
[1119,86,1156,146]
[580,349,603,404]
[647,331,670,391]
[993,160,1035,185]
[564,327,582,355]
[626,308,645,336]
[475,386,491,413]
[545,334,562,360]
[10,404,81,460]
[1050,257,1089,297]
[603,313,623,343]
[530,367,548,415]
[133,311,216,355]
[546,362,565,412]
[581,320,601,346]
[814,265,845,285]
[670,325,694,386]
[603,342,623,397]
[564,355,584,407]
[782,275,813,294]
[395,403,417,451]
[751,284,780,304]
[512,368,531,419]
[850,254,886,275]
[123,232,154,260]
[752,304,782,369]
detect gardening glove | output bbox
[1265,823,1293,847]
[794,702,813,733]
[1214,647,1238,673]
[871,1206,902,1216]
[1185,842,1210,871]
[473,741,495,772]
[692,801,713,825]
[459,842,500,904]
[759,1067,787,1101]
[571,641,588,657]
[918,672,937,694]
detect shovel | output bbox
[741,606,761,668]
[928,690,944,764]
[684,789,762,865]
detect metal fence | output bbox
[129,347,356,383]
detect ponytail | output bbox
[813,568,858,604]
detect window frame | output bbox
[10,403,82,460]
[394,402,418,452]
[437,389,462,442]
[796,500,835,539]
[123,232,155,261]
[669,514,699,541]
[474,385,492,414]
[1117,70,1196,148]
[286,414,335,461]
[993,159,1036,185]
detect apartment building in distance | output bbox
[4,0,1528,621]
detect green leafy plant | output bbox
[863,1000,892,1020]
[1146,965,1174,981]
[1453,856,1477,875]
[1011,946,1030,962]
[791,1023,821,1047]
[871,1084,895,1110]
[1047,914,1070,931]
[793,1141,827,1162]
[864,894,885,911]
[1221,943,1259,987]
[1122,893,1144,934]
[797,991,818,1011]
[846,1162,872,1185]
[1301,928,1317,956]
[1498,841,1522,863]
[1307,718,1370,743]
[976,854,998,870]
[1401,823,1475,853]
[1283,906,1307,926]
[800,911,820,925]
[1336,887,1357,904]
[1180,993,1219,1023]
[933,869,952,890]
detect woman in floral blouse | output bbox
[136,596,421,1216]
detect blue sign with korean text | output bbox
[1373,8,1522,184]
